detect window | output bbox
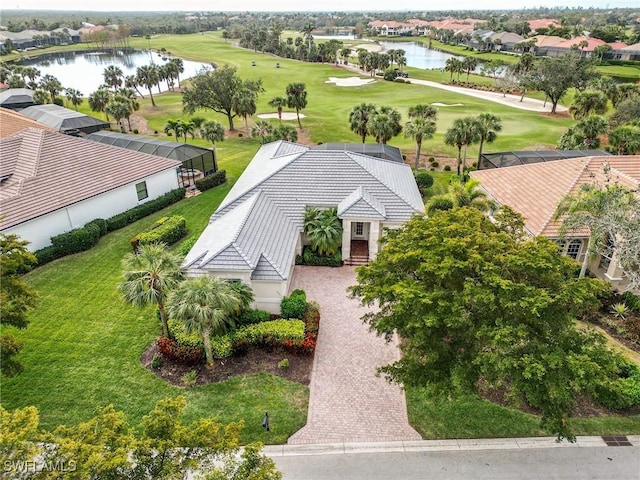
[566,240,582,260]
[355,222,364,236]
[136,181,148,201]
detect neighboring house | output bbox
[530,35,570,56]
[183,141,424,312]
[545,36,606,57]
[0,126,181,251]
[528,18,561,34]
[490,31,525,51]
[369,21,415,36]
[471,156,640,290]
[616,42,640,61]
[19,104,110,135]
[0,89,35,111]
[0,107,55,138]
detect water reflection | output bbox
[19,50,209,96]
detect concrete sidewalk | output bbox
[266,435,640,457]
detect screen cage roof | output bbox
[19,104,109,134]
[311,143,404,163]
[479,150,611,169]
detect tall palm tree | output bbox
[473,113,502,163]
[268,96,288,122]
[576,115,608,149]
[64,88,83,111]
[301,21,315,52]
[233,87,258,132]
[168,58,184,88]
[103,65,124,92]
[119,243,184,339]
[136,65,158,107]
[368,107,402,145]
[199,120,225,151]
[408,104,438,121]
[462,56,478,81]
[39,74,62,104]
[116,87,140,130]
[569,91,608,120]
[427,178,493,215]
[88,88,112,121]
[286,82,308,129]
[445,117,479,176]
[348,103,376,143]
[125,74,145,98]
[164,119,182,139]
[404,117,436,170]
[106,97,133,131]
[180,119,196,143]
[168,277,241,367]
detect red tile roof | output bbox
[528,19,561,31]
[607,42,629,50]
[0,127,181,229]
[551,36,606,52]
[0,107,56,139]
[471,156,640,237]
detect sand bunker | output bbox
[325,76,375,87]
[352,43,383,53]
[257,112,305,120]
[431,102,464,107]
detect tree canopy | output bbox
[349,208,626,440]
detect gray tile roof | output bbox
[186,141,423,279]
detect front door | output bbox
[351,221,369,241]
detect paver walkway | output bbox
[287,266,421,444]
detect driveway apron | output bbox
[287,266,421,444]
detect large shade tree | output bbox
[118,243,184,338]
[168,277,242,367]
[349,207,624,441]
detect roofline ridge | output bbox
[257,252,286,279]
[231,242,255,269]
[360,187,386,216]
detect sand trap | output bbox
[325,76,375,87]
[257,112,305,120]
[352,43,384,53]
[431,102,464,107]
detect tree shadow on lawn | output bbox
[142,342,313,387]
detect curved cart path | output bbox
[287,266,421,445]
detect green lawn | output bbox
[1,173,308,444]
[407,386,640,439]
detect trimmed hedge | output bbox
[50,222,101,256]
[233,319,305,347]
[281,289,307,319]
[195,170,226,192]
[234,308,271,327]
[131,215,187,249]
[157,337,204,365]
[301,246,342,267]
[106,188,185,232]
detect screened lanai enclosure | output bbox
[311,143,404,163]
[85,131,217,188]
[479,150,611,170]
[19,104,110,135]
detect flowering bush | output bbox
[157,337,203,365]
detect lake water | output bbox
[19,50,210,96]
[379,41,464,70]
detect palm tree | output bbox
[569,91,608,120]
[164,119,182,139]
[575,115,608,149]
[125,74,145,98]
[408,104,438,121]
[168,58,184,88]
[168,277,241,367]
[445,117,479,176]
[233,87,258,132]
[106,97,133,131]
[427,178,493,215]
[272,123,298,142]
[301,21,315,52]
[268,96,288,122]
[103,65,124,92]
[608,125,640,155]
[180,120,196,143]
[348,103,376,143]
[88,88,111,121]
[64,88,83,111]
[199,120,225,151]
[445,58,463,82]
[136,65,158,107]
[304,207,343,256]
[473,113,502,163]
[116,87,140,130]
[286,82,308,129]
[119,243,184,339]
[39,74,62,104]
[368,106,402,145]
[251,120,274,144]
[404,117,436,170]
[32,89,49,105]
[462,57,478,81]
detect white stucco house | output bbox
[183,141,424,312]
[0,123,181,251]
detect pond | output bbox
[378,41,465,70]
[19,50,210,96]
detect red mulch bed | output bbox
[141,342,313,387]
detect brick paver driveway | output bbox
[287,266,421,444]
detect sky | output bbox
[2,0,638,12]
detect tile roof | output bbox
[0,128,181,229]
[531,35,566,47]
[471,156,640,237]
[0,107,55,139]
[620,42,640,52]
[528,19,561,31]
[551,36,606,51]
[186,141,424,279]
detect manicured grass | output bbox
[407,386,640,439]
[1,178,308,444]
[597,64,640,80]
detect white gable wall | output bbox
[4,168,179,251]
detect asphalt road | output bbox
[271,446,640,480]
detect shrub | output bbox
[444,165,451,171]
[596,364,640,410]
[157,337,203,365]
[611,303,629,319]
[151,354,162,369]
[34,245,64,265]
[52,97,63,106]
[195,170,226,192]
[429,157,435,162]
[106,188,186,232]
[132,215,187,249]
[303,301,320,339]
[431,161,439,168]
[85,218,107,236]
[621,291,640,312]
[301,247,342,267]
[383,67,397,81]
[169,319,233,359]
[233,319,305,349]
[415,171,434,195]
[278,358,289,370]
[133,129,139,134]
[281,290,307,319]
[235,308,271,327]
[182,370,198,387]
[50,222,101,256]
[238,132,243,137]
[179,236,197,256]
